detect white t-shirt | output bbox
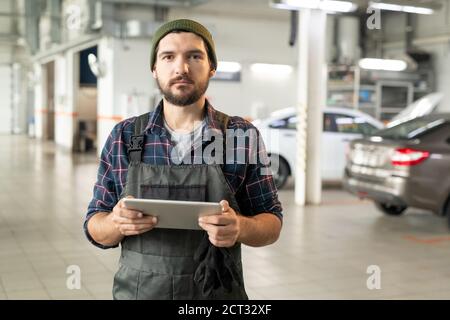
[163,117,206,162]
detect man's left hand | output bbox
[198,200,240,247]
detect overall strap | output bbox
[128,113,149,163]
[214,110,230,167]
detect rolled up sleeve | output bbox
[83,130,120,249]
[237,124,283,222]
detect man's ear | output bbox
[209,68,216,79]
[152,67,157,79]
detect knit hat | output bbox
[150,19,217,71]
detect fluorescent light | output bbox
[271,0,357,13]
[250,63,293,77]
[285,0,319,9]
[369,1,434,15]
[217,61,241,73]
[402,5,434,15]
[320,1,357,12]
[359,58,407,71]
[369,2,402,11]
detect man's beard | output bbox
[157,75,209,106]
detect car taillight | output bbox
[391,148,430,166]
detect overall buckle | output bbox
[128,135,144,154]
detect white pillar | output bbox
[295,9,326,205]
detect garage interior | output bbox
[1,0,450,300]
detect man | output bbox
[84,19,283,300]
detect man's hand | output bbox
[109,196,158,236]
[198,200,240,247]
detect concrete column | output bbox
[295,9,327,205]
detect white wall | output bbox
[0,65,12,133]
[166,12,299,118]
[97,37,156,156]
[54,52,76,149]
[33,63,44,139]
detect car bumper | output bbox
[343,168,408,207]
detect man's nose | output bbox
[174,57,189,75]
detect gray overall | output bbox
[112,111,248,300]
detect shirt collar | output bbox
[144,99,223,135]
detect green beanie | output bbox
[150,19,217,71]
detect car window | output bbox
[332,113,379,135]
[269,118,288,129]
[375,117,447,140]
[269,115,297,129]
[286,116,297,129]
[269,112,379,136]
[323,113,337,132]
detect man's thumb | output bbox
[220,200,230,213]
[120,195,135,208]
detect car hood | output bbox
[386,92,443,128]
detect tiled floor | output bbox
[1,135,450,300]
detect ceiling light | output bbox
[359,58,407,71]
[270,0,357,13]
[216,61,242,73]
[250,63,293,77]
[369,1,434,15]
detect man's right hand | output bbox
[109,196,158,236]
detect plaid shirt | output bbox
[84,100,283,249]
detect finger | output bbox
[207,233,231,242]
[120,223,156,232]
[220,200,230,213]
[119,209,145,219]
[119,195,135,208]
[199,214,233,226]
[122,227,154,236]
[208,236,232,248]
[199,224,236,241]
[114,216,157,225]
[201,221,236,235]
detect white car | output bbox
[252,106,384,189]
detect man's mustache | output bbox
[169,76,194,85]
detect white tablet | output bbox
[122,198,222,230]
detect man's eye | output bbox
[191,55,201,60]
[162,55,173,60]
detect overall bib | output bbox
[112,111,248,300]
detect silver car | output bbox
[343,113,450,226]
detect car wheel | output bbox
[374,201,407,216]
[269,154,289,190]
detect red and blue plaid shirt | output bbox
[84,100,283,249]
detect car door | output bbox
[269,115,297,171]
[322,112,379,181]
[321,113,342,181]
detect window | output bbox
[269,115,297,130]
[269,118,288,129]
[323,113,337,132]
[332,113,379,135]
[269,112,379,136]
[286,116,297,130]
